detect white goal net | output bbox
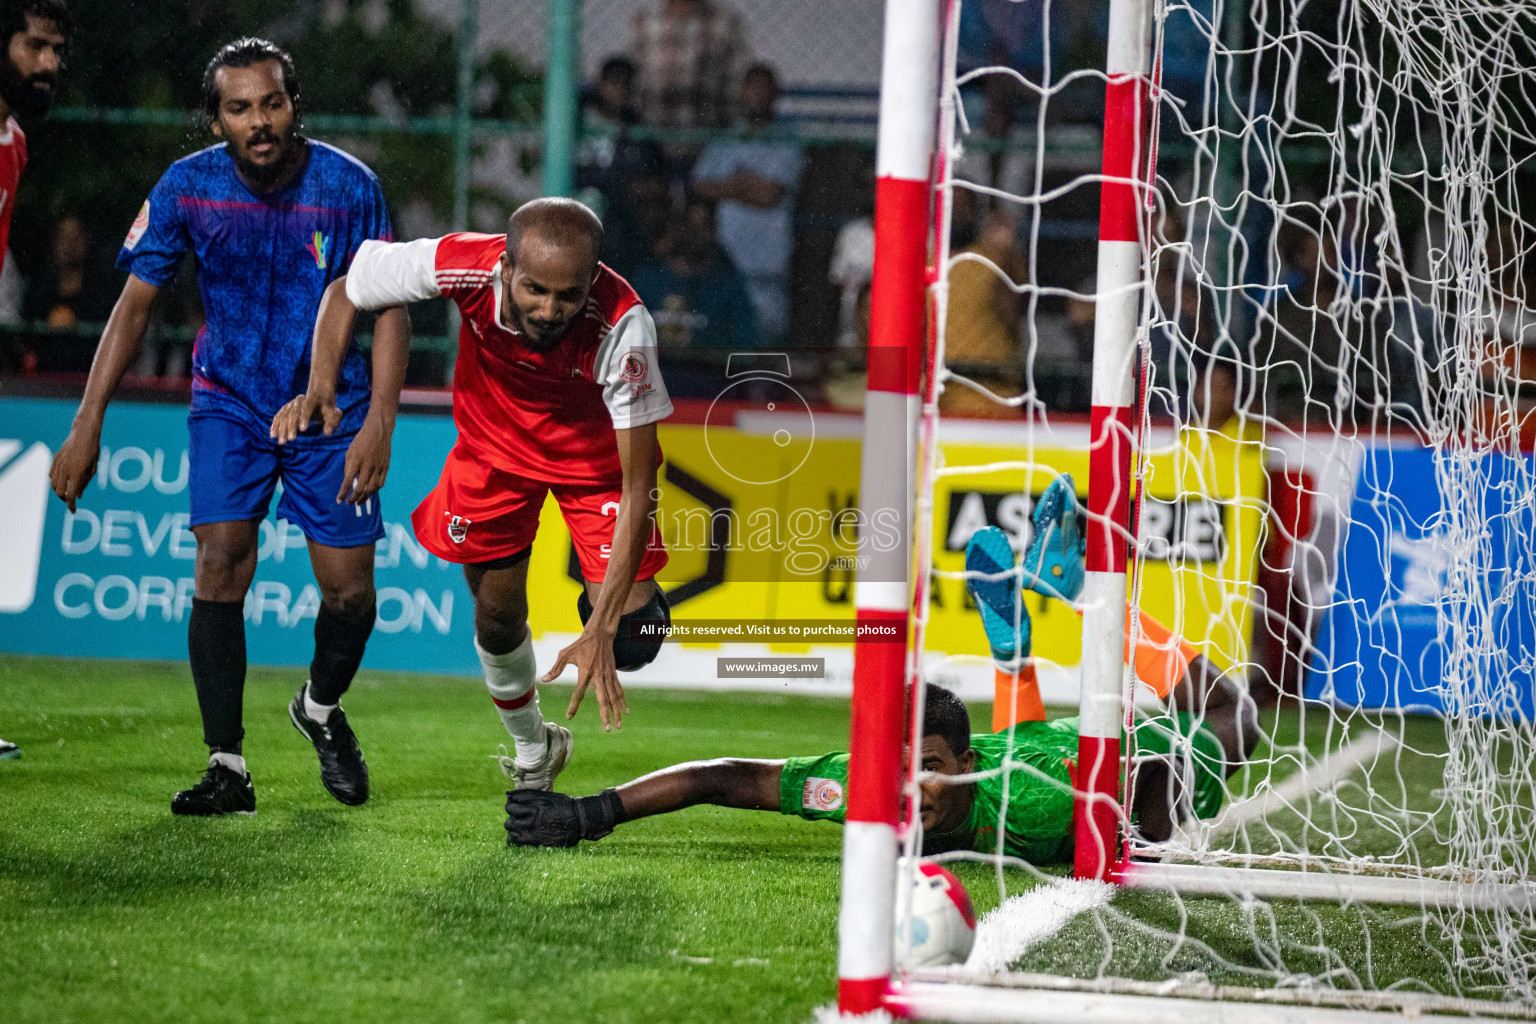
[890,0,1536,1017]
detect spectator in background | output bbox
[631,0,749,131]
[1255,211,1355,424]
[0,249,21,371]
[823,165,877,409]
[1372,260,1436,427]
[1156,0,1217,129]
[1146,213,1222,420]
[1470,214,1536,438]
[582,56,639,137]
[0,249,20,323]
[600,155,672,281]
[829,213,873,350]
[629,196,758,356]
[1481,213,1536,349]
[577,57,669,280]
[692,64,802,345]
[576,56,664,226]
[575,56,639,220]
[822,281,872,412]
[1062,275,1097,411]
[956,0,1105,189]
[24,215,117,372]
[1190,356,1257,438]
[941,206,1025,419]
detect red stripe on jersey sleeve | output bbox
[434,232,506,297]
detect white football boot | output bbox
[496,722,574,791]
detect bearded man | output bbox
[49,38,409,816]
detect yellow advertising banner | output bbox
[525,419,1266,670]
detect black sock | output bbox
[308,600,375,705]
[188,598,246,753]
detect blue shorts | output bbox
[188,409,384,548]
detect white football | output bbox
[894,859,977,967]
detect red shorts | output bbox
[411,443,668,581]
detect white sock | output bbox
[476,634,547,765]
[210,751,247,778]
[303,682,338,724]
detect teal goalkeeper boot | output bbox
[964,526,1031,665]
[1021,473,1086,602]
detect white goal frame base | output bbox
[889,976,1536,1023]
[1118,861,1536,913]
[873,863,1536,1024]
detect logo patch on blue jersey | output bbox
[124,200,150,251]
[306,230,329,270]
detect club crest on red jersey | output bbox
[445,513,472,544]
[620,353,648,383]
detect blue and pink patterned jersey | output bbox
[118,140,392,434]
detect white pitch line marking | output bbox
[964,877,1117,974]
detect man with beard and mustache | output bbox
[0,0,69,766]
[49,38,410,817]
[270,198,674,800]
[0,0,66,126]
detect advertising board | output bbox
[0,398,1266,701]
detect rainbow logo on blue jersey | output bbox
[306,230,329,270]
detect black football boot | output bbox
[171,763,256,816]
[289,685,370,806]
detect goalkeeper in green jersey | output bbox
[504,475,1259,856]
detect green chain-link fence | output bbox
[1,0,1329,398]
[2,0,898,387]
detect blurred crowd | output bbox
[1,0,1531,434]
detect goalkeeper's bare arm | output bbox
[505,663,1257,853]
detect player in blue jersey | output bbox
[49,38,411,816]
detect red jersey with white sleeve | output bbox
[346,232,672,485]
[0,118,28,262]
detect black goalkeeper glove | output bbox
[504,788,624,847]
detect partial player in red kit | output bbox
[0,100,23,262]
[0,0,68,763]
[0,2,67,355]
[272,198,672,796]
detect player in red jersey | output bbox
[0,0,67,331]
[272,198,672,793]
[0,0,68,762]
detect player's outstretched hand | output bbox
[543,628,631,732]
[269,390,341,445]
[49,425,101,513]
[337,414,391,505]
[504,790,582,847]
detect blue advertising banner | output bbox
[0,397,483,675]
[1310,445,1536,718]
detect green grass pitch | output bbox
[1,654,867,1024]
[0,654,1518,1021]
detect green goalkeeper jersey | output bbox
[778,713,1227,865]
